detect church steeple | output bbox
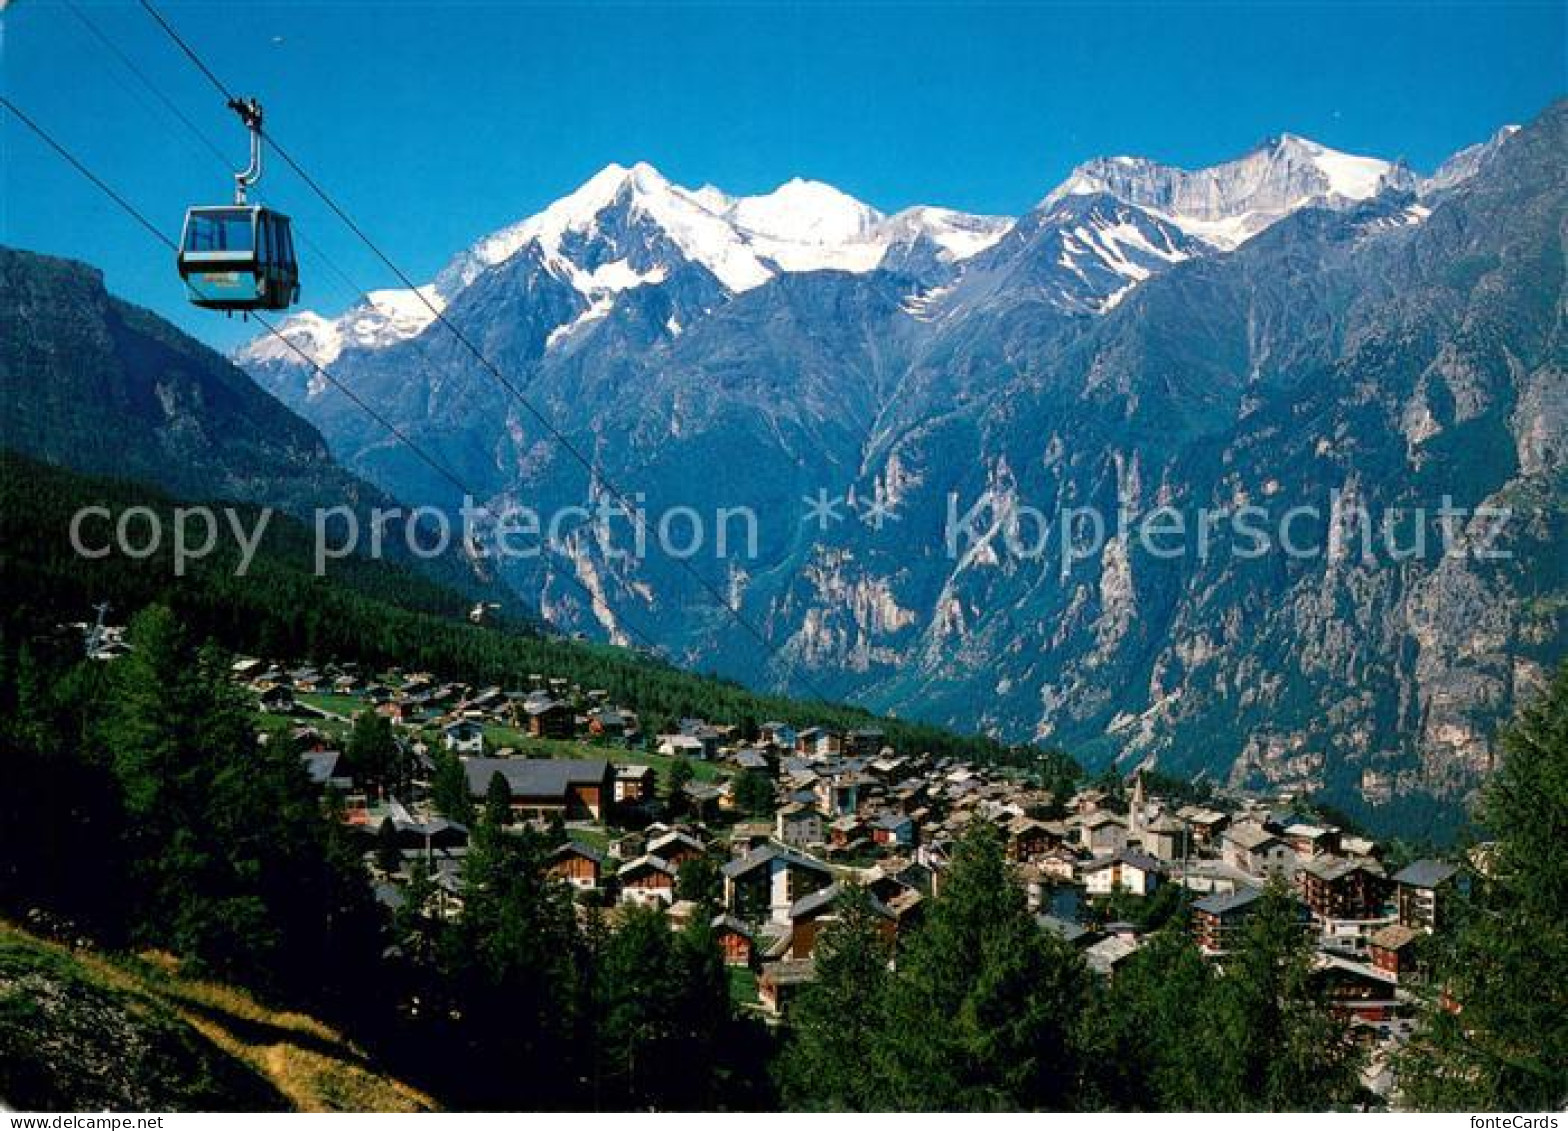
[1130,771,1146,833]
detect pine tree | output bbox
[598,903,682,1107]
[665,757,695,818]
[669,912,732,1109]
[483,770,513,830]
[449,822,583,1107]
[778,884,892,1109]
[880,821,1093,1109]
[1080,928,1229,1110]
[1215,882,1363,1109]
[733,769,776,816]
[375,816,402,876]
[96,607,378,997]
[345,709,400,797]
[431,747,473,825]
[676,855,722,909]
[393,856,437,962]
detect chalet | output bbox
[829,815,865,848]
[1139,815,1188,862]
[441,719,485,755]
[647,830,706,868]
[711,914,756,966]
[1341,834,1380,860]
[843,728,886,758]
[658,734,709,760]
[682,780,725,818]
[1223,823,1294,879]
[1393,859,1460,932]
[758,960,816,1015]
[1312,953,1401,1023]
[786,884,897,960]
[258,684,295,713]
[1368,922,1421,980]
[463,758,612,820]
[463,686,505,713]
[618,855,677,905]
[794,728,841,759]
[300,750,353,793]
[613,763,658,804]
[1176,805,1230,845]
[869,754,909,781]
[586,707,633,742]
[775,803,823,848]
[1192,887,1263,955]
[1082,850,1163,897]
[758,722,797,750]
[1086,934,1143,978]
[609,832,645,861]
[815,773,864,818]
[1079,811,1128,856]
[1296,857,1387,922]
[872,812,914,847]
[734,748,773,774]
[549,841,605,890]
[1007,817,1062,861]
[524,698,575,740]
[396,816,468,852]
[376,700,410,724]
[1284,823,1342,860]
[865,870,914,904]
[1038,914,1097,949]
[1038,848,1080,884]
[288,666,323,692]
[676,720,724,758]
[1073,788,1108,815]
[730,822,774,852]
[722,843,834,925]
[780,755,815,780]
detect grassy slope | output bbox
[0,924,434,1112]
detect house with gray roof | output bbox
[462,757,611,820]
[723,843,833,925]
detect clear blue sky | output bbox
[4,1,1563,351]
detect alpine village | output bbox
[4,591,1563,1110]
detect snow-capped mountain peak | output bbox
[1045,132,1413,250]
[1268,132,1403,199]
[729,178,882,243]
[443,163,1011,298]
[240,284,445,370]
[239,126,1500,374]
[880,205,1012,263]
[240,164,1013,370]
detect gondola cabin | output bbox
[177,205,299,312]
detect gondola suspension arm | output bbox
[228,96,263,204]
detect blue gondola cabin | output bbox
[178,205,299,312]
